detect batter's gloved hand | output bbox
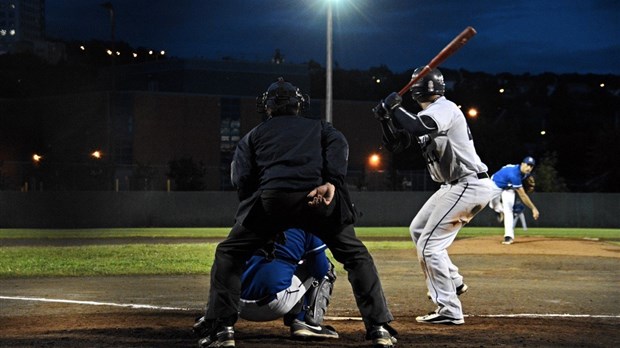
[373,92,402,121]
[384,92,402,109]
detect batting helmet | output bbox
[256,77,309,115]
[410,67,445,102]
[522,156,536,166]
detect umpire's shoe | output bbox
[194,316,235,347]
[197,326,235,348]
[367,324,398,348]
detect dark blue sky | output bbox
[46,0,620,75]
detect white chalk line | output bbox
[2,296,619,320]
[0,295,193,311]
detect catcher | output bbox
[489,157,540,245]
[194,228,339,341]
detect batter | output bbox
[374,67,494,324]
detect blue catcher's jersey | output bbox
[513,199,525,214]
[240,228,328,301]
[491,164,525,190]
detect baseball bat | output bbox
[397,26,477,96]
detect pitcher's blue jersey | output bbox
[491,164,525,190]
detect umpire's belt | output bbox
[449,172,489,185]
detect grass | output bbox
[1,227,618,278]
[0,243,216,277]
[0,227,232,239]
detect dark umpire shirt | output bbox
[231,114,352,228]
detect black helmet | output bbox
[256,77,309,115]
[409,67,445,102]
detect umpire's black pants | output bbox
[204,190,393,329]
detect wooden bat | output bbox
[398,26,477,96]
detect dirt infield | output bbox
[1,236,619,347]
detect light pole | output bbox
[101,2,116,190]
[325,0,333,123]
[101,2,115,47]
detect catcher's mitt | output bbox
[523,175,535,193]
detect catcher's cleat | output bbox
[501,236,514,245]
[367,324,398,348]
[416,310,464,325]
[290,319,339,339]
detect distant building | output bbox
[0,0,64,62]
[0,57,394,191]
[0,0,45,52]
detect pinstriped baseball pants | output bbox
[410,177,494,319]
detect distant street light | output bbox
[368,153,381,169]
[32,154,42,163]
[467,107,478,118]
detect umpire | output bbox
[195,77,397,348]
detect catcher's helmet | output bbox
[256,77,309,115]
[410,67,445,102]
[522,156,536,166]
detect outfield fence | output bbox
[1,191,619,228]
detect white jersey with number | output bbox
[415,96,487,183]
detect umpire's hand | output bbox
[307,182,335,207]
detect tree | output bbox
[535,151,568,192]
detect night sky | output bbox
[46,0,619,75]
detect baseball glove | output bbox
[523,175,535,193]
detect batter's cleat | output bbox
[197,326,235,347]
[501,236,514,245]
[456,283,469,295]
[290,319,339,339]
[416,311,464,325]
[427,283,469,299]
[368,324,398,348]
